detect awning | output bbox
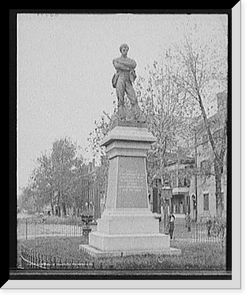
[172,187,189,195]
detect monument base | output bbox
[79,244,181,258]
[79,211,181,258]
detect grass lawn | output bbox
[18,236,226,270]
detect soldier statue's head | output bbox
[119,43,129,55]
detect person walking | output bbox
[185,212,188,228]
[206,218,212,237]
[168,214,176,240]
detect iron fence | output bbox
[193,222,226,244]
[17,217,93,240]
[20,244,97,270]
[159,218,226,244]
[18,216,226,245]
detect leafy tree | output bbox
[50,137,85,216]
[18,185,36,212]
[31,153,54,212]
[31,137,86,216]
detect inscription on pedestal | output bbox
[118,170,145,193]
[117,157,148,209]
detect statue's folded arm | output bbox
[113,58,136,71]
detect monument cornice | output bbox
[101,125,157,147]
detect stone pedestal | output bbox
[80,123,181,257]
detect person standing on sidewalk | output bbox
[185,212,188,228]
[168,214,176,240]
[187,213,192,232]
[206,218,212,237]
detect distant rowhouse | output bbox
[150,91,227,221]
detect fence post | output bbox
[30,249,33,269]
[32,250,35,269]
[40,253,43,269]
[22,246,27,269]
[54,256,57,269]
[35,252,39,269]
[20,245,24,269]
[59,257,62,269]
[49,255,53,269]
[45,255,49,269]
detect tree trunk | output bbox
[57,192,61,217]
[198,91,224,218]
[214,159,223,217]
[62,202,67,217]
[50,201,54,216]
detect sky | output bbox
[17,13,227,194]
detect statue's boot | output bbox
[118,105,127,121]
[131,103,146,123]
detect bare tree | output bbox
[87,111,113,159]
[136,53,197,186]
[172,36,228,217]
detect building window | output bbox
[203,193,209,211]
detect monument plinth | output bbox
[80,123,181,257]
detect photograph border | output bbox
[6,5,241,289]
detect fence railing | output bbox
[193,222,226,244]
[20,244,108,270]
[18,217,226,244]
[17,218,89,240]
[159,218,226,245]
